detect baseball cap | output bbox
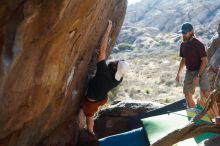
[179,22,193,34]
[115,61,129,81]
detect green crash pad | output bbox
[141,109,218,145]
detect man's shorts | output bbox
[183,69,211,94]
[83,97,108,117]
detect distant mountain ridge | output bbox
[124,0,220,32]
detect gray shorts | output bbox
[183,69,211,94]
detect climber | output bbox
[82,20,129,135]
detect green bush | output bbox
[159,98,172,104]
[145,88,152,94]
[197,31,204,36]
[169,53,179,63]
[117,43,133,50]
[158,40,170,46]
[145,89,150,94]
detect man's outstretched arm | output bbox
[98,20,112,62]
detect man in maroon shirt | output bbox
[175,22,218,118]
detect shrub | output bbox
[196,31,204,36]
[159,98,172,104]
[158,40,170,46]
[117,43,134,51]
[169,53,179,63]
[146,89,150,94]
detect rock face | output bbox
[0,0,127,146]
[94,100,159,138]
[207,22,220,89]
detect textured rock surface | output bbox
[207,22,220,89]
[94,100,159,138]
[0,0,127,146]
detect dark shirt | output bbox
[86,60,122,101]
[180,38,207,71]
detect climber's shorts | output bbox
[183,69,211,94]
[83,97,108,117]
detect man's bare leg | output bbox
[185,93,196,108]
[86,116,94,134]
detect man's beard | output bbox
[183,33,194,42]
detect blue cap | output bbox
[179,22,193,34]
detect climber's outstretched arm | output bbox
[97,20,112,62]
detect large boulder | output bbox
[94,100,159,138]
[0,0,127,146]
[207,22,220,89]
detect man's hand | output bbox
[175,74,180,83]
[176,58,185,84]
[193,76,199,86]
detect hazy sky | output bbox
[128,0,142,5]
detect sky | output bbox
[128,0,142,5]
